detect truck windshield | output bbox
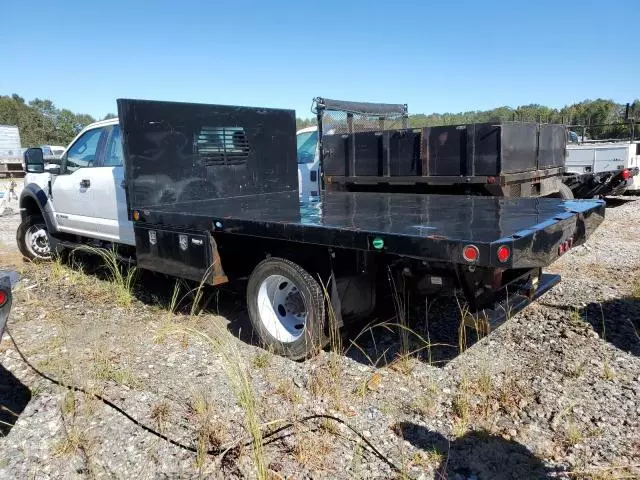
[296,131,317,164]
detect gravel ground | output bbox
[0,197,639,479]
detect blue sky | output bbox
[1,0,638,119]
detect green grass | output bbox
[253,351,271,369]
[73,245,137,307]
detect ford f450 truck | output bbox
[19,99,605,358]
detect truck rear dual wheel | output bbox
[247,257,328,359]
[17,215,52,261]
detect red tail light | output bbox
[621,169,632,180]
[0,290,7,307]
[497,245,511,263]
[558,238,574,256]
[463,245,479,262]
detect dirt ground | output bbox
[0,197,639,479]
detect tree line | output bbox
[0,94,116,148]
[297,98,640,140]
[1,93,638,147]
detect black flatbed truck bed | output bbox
[136,190,603,270]
[117,99,605,359]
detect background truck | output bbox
[0,125,24,178]
[19,99,605,359]
[563,127,640,197]
[309,98,573,200]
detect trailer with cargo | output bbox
[310,98,573,200]
[19,99,605,358]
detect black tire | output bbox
[246,257,327,359]
[550,183,574,199]
[16,215,52,261]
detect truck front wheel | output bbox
[17,215,52,261]
[247,257,328,359]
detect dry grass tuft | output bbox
[563,422,584,448]
[253,351,271,369]
[187,392,226,470]
[411,449,444,468]
[409,381,438,417]
[452,377,471,436]
[274,379,302,405]
[91,347,138,388]
[568,308,583,326]
[293,429,333,471]
[52,425,89,457]
[150,401,171,432]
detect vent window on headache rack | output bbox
[196,126,250,166]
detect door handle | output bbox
[80,179,90,188]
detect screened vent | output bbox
[197,126,250,166]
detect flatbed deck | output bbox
[138,191,605,269]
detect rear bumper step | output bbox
[465,273,561,334]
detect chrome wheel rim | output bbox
[257,274,307,343]
[26,224,51,259]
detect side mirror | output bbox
[24,148,44,173]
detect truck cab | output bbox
[20,118,134,259]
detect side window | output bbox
[65,128,104,173]
[104,126,124,167]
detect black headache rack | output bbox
[315,98,567,197]
[117,99,604,320]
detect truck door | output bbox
[51,126,109,237]
[90,125,135,245]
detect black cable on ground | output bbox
[5,327,407,476]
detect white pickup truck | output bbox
[18,118,133,259]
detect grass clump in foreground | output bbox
[91,347,139,388]
[71,246,137,307]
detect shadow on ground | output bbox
[604,196,638,208]
[398,422,555,479]
[340,292,482,368]
[0,364,32,436]
[580,296,640,356]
